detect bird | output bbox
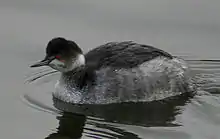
[30,37,194,104]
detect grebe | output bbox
[30,37,193,104]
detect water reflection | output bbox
[45,113,86,139]
[45,92,194,139]
[45,112,141,139]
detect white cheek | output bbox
[49,59,66,71]
[49,54,85,73]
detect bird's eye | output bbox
[55,55,61,59]
[55,55,65,62]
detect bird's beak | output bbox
[30,56,55,68]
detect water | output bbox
[1,0,220,139]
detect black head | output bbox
[30,37,85,72]
[46,37,82,58]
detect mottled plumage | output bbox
[31,38,195,104]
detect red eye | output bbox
[55,55,61,59]
[55,55,65,62]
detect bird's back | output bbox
[85,41,173,69]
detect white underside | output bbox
[53,57,196,104]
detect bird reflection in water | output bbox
[45,92,194,139]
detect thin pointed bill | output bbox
[30,56,55,68]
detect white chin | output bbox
[49,59,68,72]
[49,54,86,73]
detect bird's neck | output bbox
[60,65,88,89]
[70,54,86,70]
